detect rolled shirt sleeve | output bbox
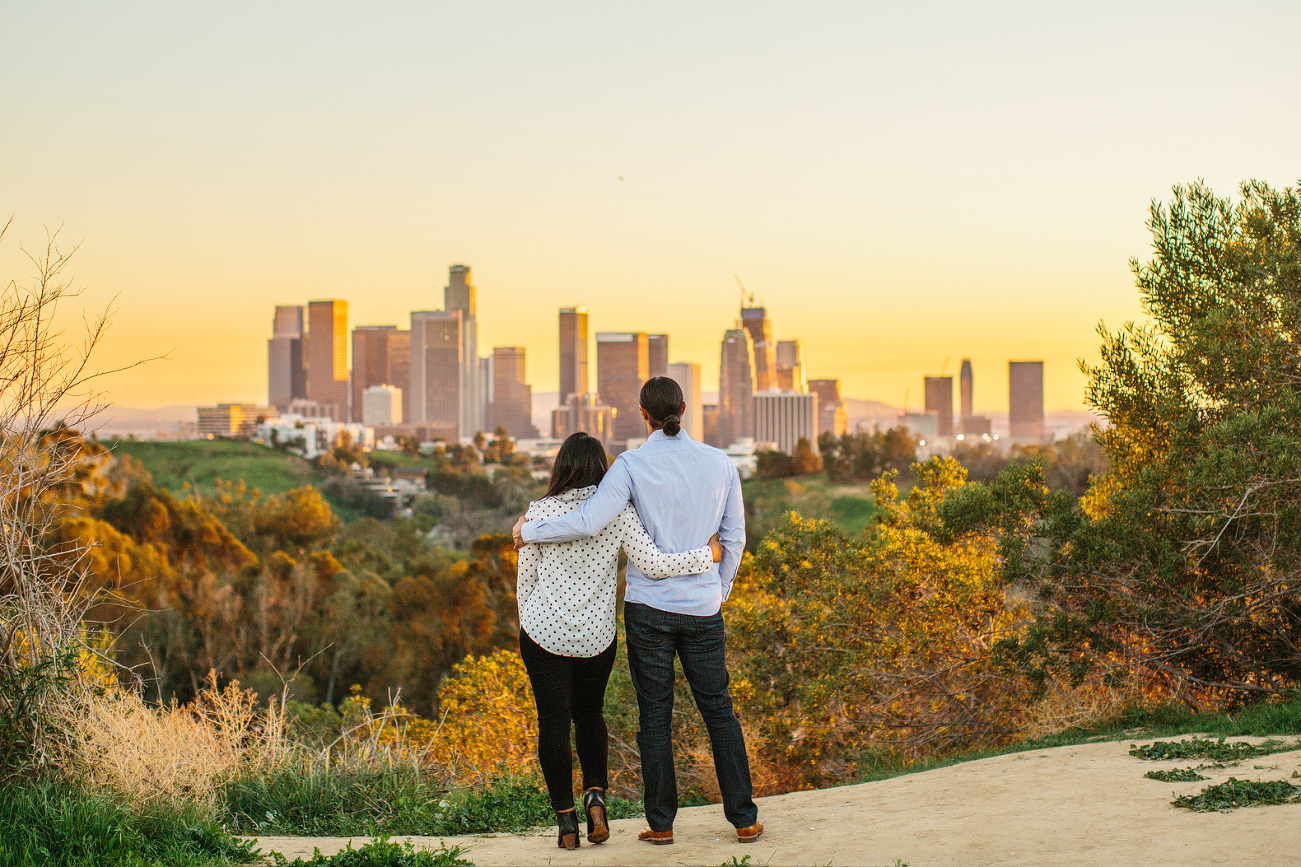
[717,462,746,601]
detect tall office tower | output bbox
[268,305,307,409]
[487,347,539,439]
[647,334,669,379]
[596,332,649,442]
[480,353,494,425]
[666,361,702,440]
[808,379,847,437]
[775,339,806,392]
[307,300,349,418]
[444,265,480,436]
[558,307,590,401]
[701,403,720,446]
[741,305,777,391]
[959,358,974,421]
[754,391,818,454]
[351,325,409,423]
[1009,361,1045,440]
[409,310,462,438]
[924,376,955,436]
[718,327,756,447]
[389,330,411,424]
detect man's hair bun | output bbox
[662,414,681,436]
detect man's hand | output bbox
[512,515,526,549]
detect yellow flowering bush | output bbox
[728,457,1033,787]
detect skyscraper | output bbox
[307,300,349,418]
[647,334,669,379]
[558,307,589,402]
[444,265,480,437]
[596,332,648,443]
[808,379,847,438]
[487,346,539,439]
[959,358,974,421]
[667,361,702,441]
[351,325,409,424]
[741,306,777,391]
[718,327,756,447]
[268,305,306,409]
[754,391,817,454]
[924,376,954,436]
[409,310,462,438]
[775,339,806,392]
[1009,361,1045,441]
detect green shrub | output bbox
[269,836,472,867]
[0,781,253,867]
[225,769,642,836]
[1144,768,1206,782]
[1128,736,1299,762]
[1172,777,1301,812]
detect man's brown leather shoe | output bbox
[736,821,764,843]
[637,828,674,845]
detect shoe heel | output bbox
[557,809,581,850]
[583,788,609,844]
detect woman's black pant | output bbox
[518,629,616,811]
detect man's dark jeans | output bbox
[623,601,757,831]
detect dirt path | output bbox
[251,736,1301,866]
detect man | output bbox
[513,376,761,845]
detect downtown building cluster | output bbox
[199,267,1047,460]
[549,300,839,458]
[202,265,541,447]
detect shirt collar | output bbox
[647,428,691,443]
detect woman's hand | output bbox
[708,532,723,563]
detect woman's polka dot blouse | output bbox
[516,485,714,658]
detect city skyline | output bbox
[5,4,1298,414]
[259,284,1052,447]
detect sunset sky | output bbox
[4,2,1299,413]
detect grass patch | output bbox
[269,837,473,867]
[1128,736,1300,762]
[226,770,642,836]
[0,780,253,867]
[1144,768,1207,782]
[1171,777,1301,812]
[850,693,1301,785]
[110,439,320,499]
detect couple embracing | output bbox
[512,376,763,851]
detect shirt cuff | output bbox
[521,520,541,544]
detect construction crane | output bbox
[734,274,755,308]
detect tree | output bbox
[0,222,126,774]
[728,458,1030,785]
[968,179,1301,705]
[791,437,822,475]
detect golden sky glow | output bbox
[4,2,1299,413]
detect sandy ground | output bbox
[250,735,1301,866]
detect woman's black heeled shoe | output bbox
[583,788,609,844]
[556,809,580,850]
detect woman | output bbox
[516,431,722,850]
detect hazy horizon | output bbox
[5,2,1299,413]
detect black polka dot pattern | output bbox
[516,485,714,657]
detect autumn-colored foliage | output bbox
[728,457,1032,787]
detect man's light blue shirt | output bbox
[520,429,745,617]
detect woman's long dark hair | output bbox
[544,432,608,498]
[639,376,684,437]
